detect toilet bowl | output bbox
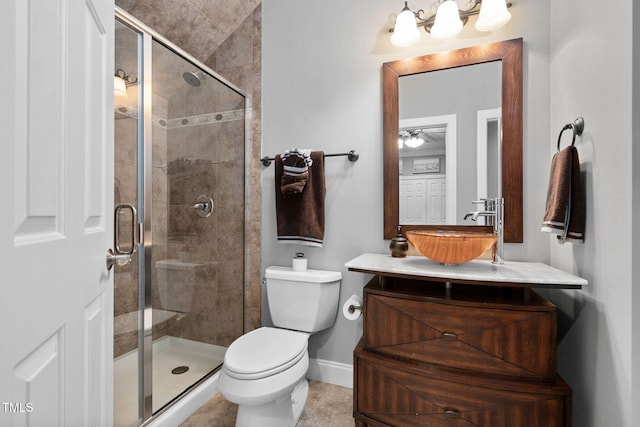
[219,327,310,426]
[218,266,341,427]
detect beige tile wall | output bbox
[205,5,263,334]
[114,1,263,358]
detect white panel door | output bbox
[399,177,427,224]
[0,0,114,426]
[426,177,447,224]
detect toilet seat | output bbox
[223,327,309,380]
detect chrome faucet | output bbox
[464,198,504,264]
[463,211,490,222]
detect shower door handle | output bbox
[114,203,138,255]
[106,203,138,271]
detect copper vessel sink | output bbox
[405,230,497,265]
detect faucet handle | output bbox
[471,199,495,212]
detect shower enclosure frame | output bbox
[115,7,249,425]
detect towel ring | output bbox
[557,117,585,151]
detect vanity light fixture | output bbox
[390,0,512,47]
[114,68,137,96]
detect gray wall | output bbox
[547,0,635,426]
[264,1,638,425]
[263,0,550,355]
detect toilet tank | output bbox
[265,266,342,333]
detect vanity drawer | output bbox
[354,345,571,427]
[363,289,557,380]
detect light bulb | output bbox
[430,0,463,39]
[391,2,421,47]
[475,0,512,32]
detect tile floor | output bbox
[181,380,354,427]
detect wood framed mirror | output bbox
[383,38,523,242]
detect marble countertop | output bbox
[345,253,587,289]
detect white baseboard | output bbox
[306,358,353,389]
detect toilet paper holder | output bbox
[343,294,363,320]
[348,303,362,315]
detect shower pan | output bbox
[114,9,246,427]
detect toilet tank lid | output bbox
[265,266,341,283]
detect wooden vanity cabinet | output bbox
[354,342,572,427]
[363,278,557,381]
[353,276,572,427]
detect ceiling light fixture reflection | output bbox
[399,129,429,149]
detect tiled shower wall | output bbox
[158,81,246,347]
[205,4,263,335]
[114,1,262,356]
[116,1,262,334]
[114,90,246,356]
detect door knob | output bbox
[106,249,132,271]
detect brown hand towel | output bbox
[280,149,313,194]
[541,146,585,243]
[275,151,325,247]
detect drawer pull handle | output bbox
[444,409,461,418]
[442,332,457,340]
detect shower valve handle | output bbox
[192,195,214,218]
[193,201,210,210]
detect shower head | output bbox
[183,70,206,87]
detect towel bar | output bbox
[557,117,584,151]
[261,150,359,167]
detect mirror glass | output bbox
[398,62,501,225]
[383,38,523,242]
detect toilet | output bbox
[219,266,342,427]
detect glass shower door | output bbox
[148,40,246,412]
[113,18,142,427]
[114,9,246,425]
